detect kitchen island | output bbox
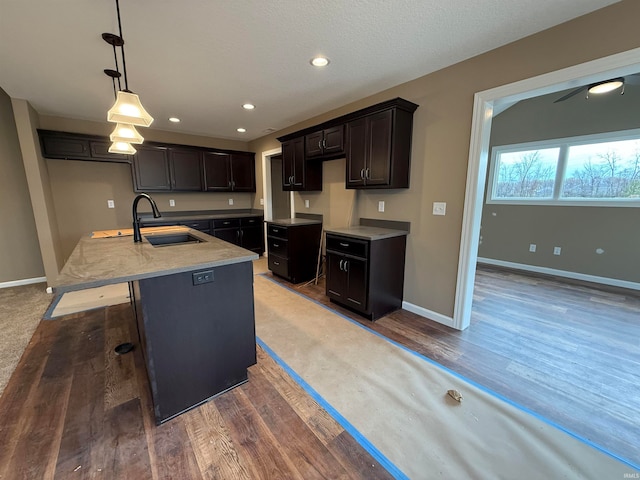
[54,227,258,424]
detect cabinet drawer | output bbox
[179,220,211,232]
[326,234,368,258]
[241,216,262,227]
[267,237,288,257]
[268,254,289,278]
[213,218,240,228]
[267,224,289,239]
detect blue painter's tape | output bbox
[258,273,640,472]
[256,336,409,480]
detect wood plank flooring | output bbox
[273,265,640,467]
[2,264,639,478]
[0,303,393,479]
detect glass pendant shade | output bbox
[107,91,154,127]
[110,123,144,144]
[108,141,137,155]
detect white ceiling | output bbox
[0,0,620,141]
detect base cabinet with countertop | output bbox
[267,219,322,284]
[325,227,407,320]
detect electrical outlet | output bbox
[107,200,115,209]
[378,201,385,212]
[529,244,536,253]
[553,246,562,255]
[433,202,446,216]
[260,198,264,206]
[192,270,214,285]
[228,198,234,206]
[305,199,310,208]
[169,199,175,207]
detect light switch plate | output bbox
[433,202,446,215]
[107,200,115,209]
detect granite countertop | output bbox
[324,225,408,241]
[53,228,258,293]
[268,218,323,226]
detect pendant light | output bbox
[110,122,144,144]
[103,0,153,156]
[108,141,137,155]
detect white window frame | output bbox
[487,128,640,207]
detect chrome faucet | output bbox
[132,193,162,242]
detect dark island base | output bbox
[131,261,256,424]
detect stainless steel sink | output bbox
[144,233,203,247]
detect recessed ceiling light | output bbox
[310,56,330,67]
[168,117,180,123]
[242,103,255,110]
[237,127,246,133]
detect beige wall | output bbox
[0,88,44,283]
[250,0,640,317]
[6,1,640,311]
[479,82,640,282]
[39,116,255,261]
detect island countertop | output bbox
[53,227,258,293]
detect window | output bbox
[488,130,640,206]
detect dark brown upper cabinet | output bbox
[38,129,131,163]
[278,98,417,190]
[203,152,256,192]
[282,137,322,191]
[169,148,202,191]
[305,125,344,160]
[346,103,416,189]
[133,144,171,191]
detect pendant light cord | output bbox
[115,0,129,92]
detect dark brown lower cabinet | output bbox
[266,221,322,283]
[325,232,407,320]
[132,261,256,424]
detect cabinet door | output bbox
[345,256,368,309]
[213,227,241,246]
[365,109,393,186]
[203,152,231,191]
[305,131,324,158]
[322,125,345,156]
[170,148,202,191]
[88,141,130,163]
[133,145,171,191]
[230,153,256,192]
[346,118,367,187]
[40,134,90,159]
[326,252,348,300]
[282,138,302,190]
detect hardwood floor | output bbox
[273,265,640,468]
[2,264,638,478]
[0,304,393,479]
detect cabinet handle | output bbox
[339,242,349,247]
[228,181,232,188]
[273,261,280,266]
[232,180,236,189]
[223,221,230,225]
[365,168,371,179]
[318,140,322,151]
[273,228,279,233]
[273,243,279,247]
[360,168,365,179]
[343,260,349,272]
[339,259,344,271]
[322,138,326,149]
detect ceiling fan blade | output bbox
[553,86,587,103]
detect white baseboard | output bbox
[402,301,455,328]
[477,257,640,291]
[0,276,47,289]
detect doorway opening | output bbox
[454,47,640,331]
